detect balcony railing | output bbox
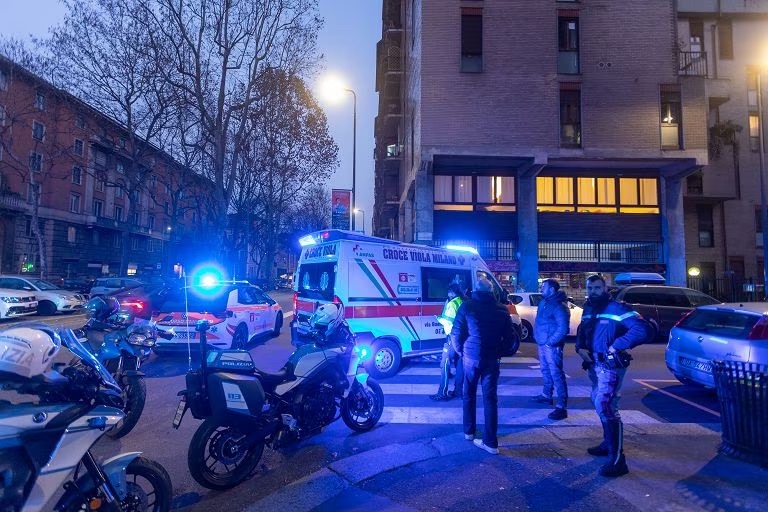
[539,241,662,264]
[0,194,26,211]
[430,240,518,261]
[679,51,707,77]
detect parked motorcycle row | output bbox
[0,297,384,510]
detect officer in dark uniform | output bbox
[575,274,652,477]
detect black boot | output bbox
[599,419,629,477]
[587,420,610,456]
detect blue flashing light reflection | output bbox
[299,235,317,247]
[444,244,478,255]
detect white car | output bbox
[507,292,583,343]
[0,288,38,319]
[0,275,87,315]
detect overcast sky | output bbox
[0,0,381,233]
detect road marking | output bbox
[635,379,720,417]
[398,367,542,378]
[380,383,594,397]
[381,407,660,426]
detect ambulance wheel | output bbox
[231,323,249,350]
[368,339,401,379]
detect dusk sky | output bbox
[0,0,381,233]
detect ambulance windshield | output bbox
[297,262,336,301]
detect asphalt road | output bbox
[11,293,725,511]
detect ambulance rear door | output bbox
[418,264,472,350]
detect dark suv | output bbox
[613,285,721,340]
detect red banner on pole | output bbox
[331,189,351,230]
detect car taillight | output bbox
[747,316,768,340]
[332,295,342,305]
[121,300,145,311]
[673,309,696,328]
[293,292,298,313]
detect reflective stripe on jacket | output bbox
[575,297,652,356]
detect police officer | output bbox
[430,282,465,401]
[575,274,652,477]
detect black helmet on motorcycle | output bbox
[308,302,344,341]
[85,296,120,322]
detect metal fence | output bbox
[686,276,764,303]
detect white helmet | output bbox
[0,325,61,380]
[309,302,344,339]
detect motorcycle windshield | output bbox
[58,328,119,387]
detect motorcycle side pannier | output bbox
[207,372,265,423]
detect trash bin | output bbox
[712,360,768,467]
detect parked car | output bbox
[665,302,768,387]
[612,285,721,340]
[0,275,87,315]
[89,277,145,297]
[151,281,283,354]
[0,288,38,319]
[110,284,171,320]
[507,292,583,342]
[61,277,95,295]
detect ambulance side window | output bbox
[422,267,471,302]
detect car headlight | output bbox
[0,296,22,303]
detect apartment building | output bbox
[676,0,768,300]
[374,0,711,296]
[0,55,209,280]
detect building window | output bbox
[557,15,579,74]
[92,230,100,245]
[115,184,124,198]
[93,199,103,217]
[718,20,733,60]
[67,226,76,244]
[687,172,703,194]
[96,176,105,192]
[747,70,758,107]
[116,162,125,174]
[114,233,121,248]
[560,86,581,147]
[147,214,155,231]
[114,205,123,222]
[75,114,86,129]
[689,20,704,55]
[29,152,42,172]
[660,85,682,149]
[0,70,7,90]
[27,183,40,204]
[129,211,139,225]
[35,92,44,111]
[131,237,139,250]
[750,114,760,152]
[477,176,515,204]
[94,149,107,168]
[697,204,714,247]
[69,193,81,213]
[74,138,84,156]
[32,121,45,141]
[537,176,658,214]
[757,209,765,247]
[72,166,82,185]
[461,8,483,73]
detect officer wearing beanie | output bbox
[575,274,652,477]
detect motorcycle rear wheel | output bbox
[341,378,384,432]
[106,376,147,439]
[188,419,265,490]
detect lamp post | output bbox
[758,69,768,298]
[354,208,365,234]
[345,88,357,232]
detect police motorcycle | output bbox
[76,297,173,439]
[0,323,172,511]
[173,302,384,490]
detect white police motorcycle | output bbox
[173,302,384,490]
[0,323,172,511]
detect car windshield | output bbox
[158,285,230,313]
[28,279,60,290]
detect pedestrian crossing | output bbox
[377,355,661,427]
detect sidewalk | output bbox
[246,422,767,512]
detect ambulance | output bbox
[291,230,521,378]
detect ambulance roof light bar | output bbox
[298,229,401,247]
[444,244,479,255]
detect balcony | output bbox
[0,194,27,212]
[538,241,662,264]
[679,51,707,77]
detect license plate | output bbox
[172,397,188,429]
[679,357,712,373]
[174,331,197,340]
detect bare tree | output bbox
[144,0,325,257]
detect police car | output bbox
[151,280,283,354]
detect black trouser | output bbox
[436,340,463,397]
[463,357,501,448]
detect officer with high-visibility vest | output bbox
[430,283,465,401]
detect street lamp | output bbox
[756,64,768,298]
[320,75,357,231]
[354,208,365,234]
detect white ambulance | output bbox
[290,230,521,378]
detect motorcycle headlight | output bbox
[127,333,156,347]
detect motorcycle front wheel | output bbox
[56,456,172,512]
[106,376,147,439]
[188,419,265,490]
[341,378,384,432]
